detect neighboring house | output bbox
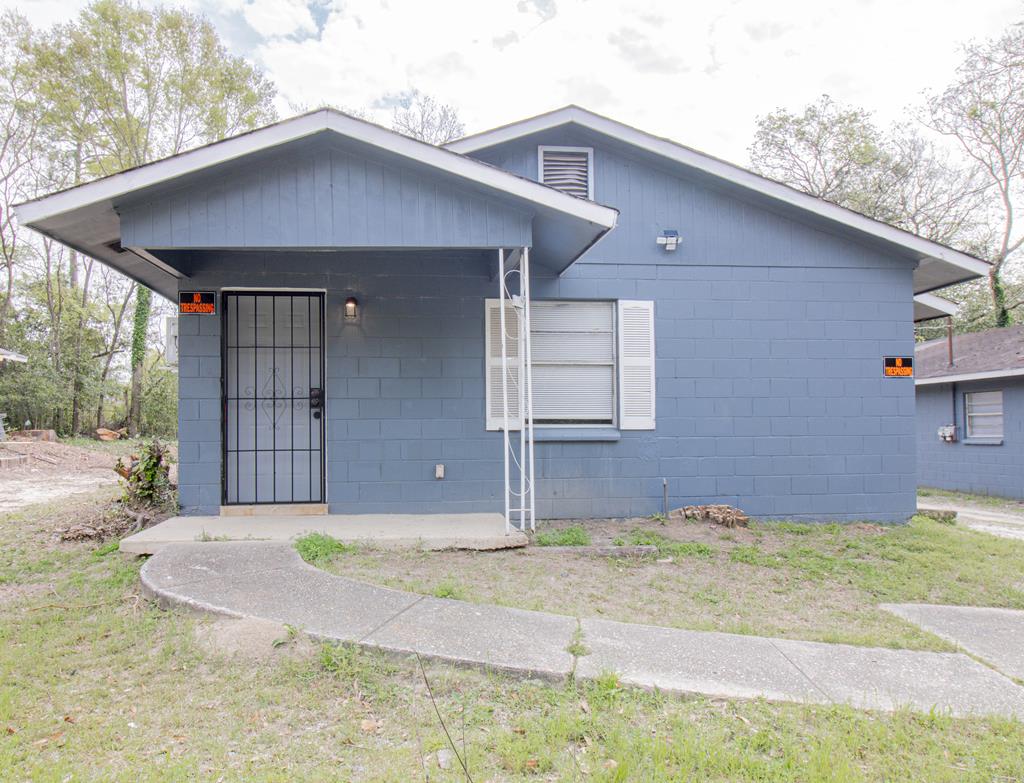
[15,106,989,524]
[916,325,1024,499]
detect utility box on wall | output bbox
[937,425,957,443]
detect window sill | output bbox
[963,438,1004,446]
[532,427,621,443]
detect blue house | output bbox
[15,106,989,526]
[916,325,1024,499]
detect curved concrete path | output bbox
[141,542,1024,719]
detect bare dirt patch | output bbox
[316,515,1024,652]
[193,616,316,661]
[0,441,119,512]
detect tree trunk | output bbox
[128,285,151,436]
[988,266,1010,327]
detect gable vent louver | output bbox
[540,148,592,200]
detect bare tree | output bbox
[391,90,464,145]
[750,95,989,249]
[923,23,1024,326]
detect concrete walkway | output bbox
[121,512,526,555]
[883,604,1024,681]
[141,542,1024,718]
[918,497,1024,541]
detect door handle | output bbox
[309,387,323,419]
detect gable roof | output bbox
[916,324,1024,385]
[14,108,618,298]
[448,106,990,294]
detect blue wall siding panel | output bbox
[176,242,916,521]
[120,140,531,251]
[916,379,1024,499]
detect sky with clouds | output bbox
[9,0,1023,162]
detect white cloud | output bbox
[7,0,1023,163]
[240,0,317,39]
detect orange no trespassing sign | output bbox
[883,356,914,377]
[178,291,216,315]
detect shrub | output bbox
[115,439,175,508]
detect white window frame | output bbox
[537,146,595,201]
[485,298,656,431]
[531,299,617,427]
[964,390,1004,440]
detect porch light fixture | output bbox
[344,296,359,320]
[656,229,680,251]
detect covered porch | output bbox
[14,109,617,535]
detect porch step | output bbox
[120,512,527,555]
[220,503,328,517]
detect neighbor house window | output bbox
[485,299,655,431]
[965,390,1004,439]
[538,146,594,200]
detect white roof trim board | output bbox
[914,293,959,323]
[16,108,617,229]
[448,106,991,290]
[915,367,1024,386]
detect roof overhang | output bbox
[914,293,959,323]
[0,348,27,363]
[916,367,1024,386]
[448,106,991,294]
[15,109,618,299]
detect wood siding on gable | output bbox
[471,128,912,272]
[119,142,533,250]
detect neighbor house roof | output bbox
[915,324,1024,385]
[448,106,991,295]
[14,108,618,299]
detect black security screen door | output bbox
[222,292,325,504]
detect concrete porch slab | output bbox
[120,512,526,555]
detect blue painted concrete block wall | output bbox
[175,125,919,522]
[917,379,1024,499]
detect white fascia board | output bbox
[916,368,1024,386]
[448,106,990,279]
[15,109,617,231]
[914,292,959,320]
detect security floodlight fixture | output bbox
[656,229,680,251]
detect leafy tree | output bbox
[923,23,1024,326]
[3,0,277,436]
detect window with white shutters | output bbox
[965,390,1003,439]
[538,146,594,200]
[485,299,656,431]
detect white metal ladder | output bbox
[497,247,535,533]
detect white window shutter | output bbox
[485,299,521,431]
[618,300,656,430]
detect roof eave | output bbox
[448,106,990,288]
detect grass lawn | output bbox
[317,515,1024,652]
[3,493,1024,781]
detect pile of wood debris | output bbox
[670,504,750,528]
[59,503,161,542]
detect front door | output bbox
[222,292,325,505]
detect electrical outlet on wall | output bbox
[435,464,445,479]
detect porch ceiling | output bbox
[14,109,618,300]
